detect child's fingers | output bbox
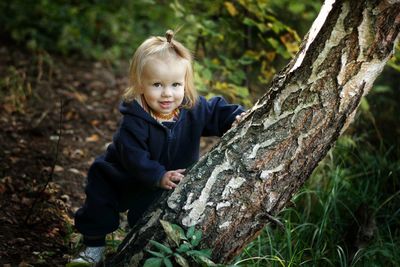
[174,172,185,178]
[236,112,246,121]
[162,170,184,190]
[167,181,177,189]
[170,175,183,182]
[170,170,185,180]
[167,171,182,181]
[232,112,246,128]
[161,181,172,190]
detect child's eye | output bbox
[153,83,162,87]
[172,82,182,87]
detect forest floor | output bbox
[0,45,125,266]
[0,45,217,266]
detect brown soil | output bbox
[0,44,130,266]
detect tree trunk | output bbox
[104,0,400,266]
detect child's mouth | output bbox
[159,101,172,109]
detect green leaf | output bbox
[360,97,370,112]
[199,249,212,258]
[143,257,163,267]
[172,224,186,240]
[160,219,185,247]
[174,253,190,267]
[194,254,218,266]
[203,68,213,82]
[373,85,392,93]
[224,2,238,16]
[236,86,250,98]
[163,257,173,267]
[242,17,268,32]
[146,249,165,258]
[267,37,280,49]
[288,2,306,13]
[186,250,210,258]
[190,230,202,247]
[177,242,191,253]
[149,240,173,255]
[186,226,195,239]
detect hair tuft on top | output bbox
[165,29,174,43]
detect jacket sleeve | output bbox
[114,117,166,186]
[201,96,245,137]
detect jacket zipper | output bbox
[162,111,183,166]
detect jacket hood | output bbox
[119,100,155,123]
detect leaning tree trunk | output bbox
[104,0,400,266]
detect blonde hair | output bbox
[123,30,198,109]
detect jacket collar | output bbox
[119,100,186,127]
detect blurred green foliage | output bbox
[170,0,319,104]
[0,66,32,113]
[0,0,323,107]
[0,0,178,60]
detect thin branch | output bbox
[24,99,63,225]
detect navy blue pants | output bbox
[74,162,163,245]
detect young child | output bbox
[72,30,245,264]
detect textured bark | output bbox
[104,0,400,266]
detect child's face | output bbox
[140,55,186,115]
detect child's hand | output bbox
[232,112,247,128]
[159,169,185,190]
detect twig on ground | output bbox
[24,99,63,225]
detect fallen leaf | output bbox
[42,166,52,173]
[71,149,85,159]
[65,111,78,121]
[90,119,100,127]
[88,80,105,90]
[72,92,88,103]
[3,176,14,191]
[86,134,99,142]
[60,194,70,202]
[49,135,60,141]
[2,103,16,113]
[54,165,64,172]
[46,227,60,238]
[11,194,20,202]
[9,156,19,164]
[0,183,6,193]
[68,168,85,176]
[21,197,33,206]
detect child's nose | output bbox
[162,87,173,97]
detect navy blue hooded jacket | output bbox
[92,96,245,189]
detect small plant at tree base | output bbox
[144,220,222,267]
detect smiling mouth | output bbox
[159,101,173,108]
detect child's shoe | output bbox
[71,246,105,264]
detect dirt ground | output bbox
[0,45,219,266]
[0,44,126,266]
